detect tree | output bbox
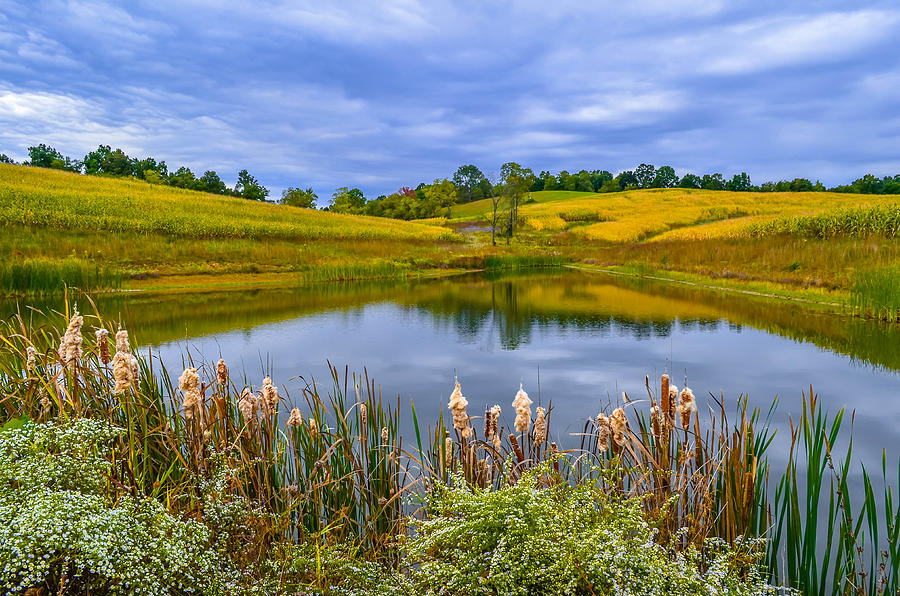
[27,144,81,172]
[134,157,168,180]
[199,170,226,194]
[634,163,656,188]
[330,187,366,213]
[168,167,198,190]
[700,173,725,190]
[617,170,638,190]
[652,166,678,188]
[236,169,269,201]
[100,149,134,177]
[725,172,752,192]
[0,154,16,164]
[599,179,620,193]
[590,170,613,191]
[143,170,165,185]
[678,174,701,189]
[281,186,318,208]
[575,170,593,192]
[500,162,534,241]
[423,178,457,217]
[452,165,487,203]
[83,145,111,175]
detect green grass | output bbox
[297,261,417,284]
[0,258,122,296]
[851,267,900,321]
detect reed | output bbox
[851,267,900,322]
[0,258,122,295]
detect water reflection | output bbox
[3,271,898,468]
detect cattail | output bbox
[490,405,502,450]
[668,385,679,427]
[596,412,610,452]
[610,407,627,446]
[25,346,37,374]
[130,356,139,381]
[216,358,228,386]
[359,402,367,429]
[381,426,389,445]
[95,329,110,365]
[238,387,257,426]
[259,376,279,417]
[444,436,453,462]
[287,407,302,427]
[661,373,671,421]
[483,407,492,439]
[533,406,547,446]
[179,367,201,421]
[308,417,319,439]
[58,308,83,375]
[112,330,134,394]
[650,405,661,438]
[448,379,471,438]
[40,391,51,412]
[512,384,532,434]
[677,387,696,430]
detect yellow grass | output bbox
[0,163,452,242]
[513,188,893,244]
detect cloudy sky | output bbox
[1,1,898,196]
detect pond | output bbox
[5,270,899,469]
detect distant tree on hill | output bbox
[617,170,638,190]
[0,154,16,164]
[678,174,702,189]
[700,173,725,190]
[725,172,752,191]
[599,178,620,192]
[281,186,318,208]
[424,178,458,217]
[652,166,678,188]
[83,145,111,175]
[27,144,81,172]
[100,149,134,177]
[330,187,366,213]
[236,169,269,201]
[634,164,656,188]
[452,165,488,203]
[590,170,613,191]
[199,170,227,194]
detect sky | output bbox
[1,0,898,197]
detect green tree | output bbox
[330,187,366,213]
[598,178,619,193]
[725,172,752,191]
[134,157,168,180]
[27,144,81,172]
[83,145,111,175]
[590,170,613,191]
[678,173,701,189]
[617,170,638,190]
[424,178,457,217]
[281,186,318,208]
[452,165,487,203]
[0,154,16,164]
[236,169,269,201]
[634,163,656,188]
[700,173,725,190]
[143,170,165,185]
[199,170,226,194]
[100,149,134,177]
[650,165,678,188]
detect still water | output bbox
[7,270,900,467]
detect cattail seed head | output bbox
[533,406,547,446]
[381,426,389,445]
[25,346,37,374]
[238,387,257,427]
[661,373,671,419]
[610,407,628,446]
[308,417,319,439]
[489,405,502,450]
[512,384,532,433]
[179,367,202,421]
[596,412,610,452]
[287,407,302,427]
[111,329,134,394]
[59,308,83,375]
[95,329,110,365]
[444,436,453,461]
[359,402,367,429]
[216,358,228,386]
[677,387,697,430]
[448,379,471,438]
[259,376,279,418]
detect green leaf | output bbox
[1,415,29,432]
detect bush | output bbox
[0,419,237,595]
[406,467,787,596]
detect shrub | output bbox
[0,419,237,595]
[406,467,787,596]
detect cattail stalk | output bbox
[58,308,83,375]
[677,387,696,430]
[512,384,532,434]
[112,330,135,394]
[216,358,228,386]
[179,367,201,421]
[596,412,610,452]
[448,379,471,438]
[287,407,302,427]
[533,406,547,446]
[96,329,110,365]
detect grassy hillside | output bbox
[450,190,594,220]
[0,164,462,294]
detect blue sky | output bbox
[1,1,898,197]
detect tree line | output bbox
[1,144,270,201]
[3,145,899,223]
